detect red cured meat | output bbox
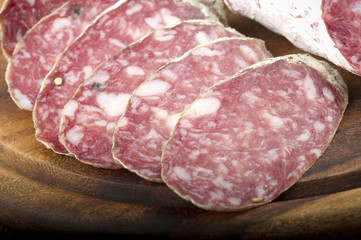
[59,20,241,168]
[0,0,68,59]
[112,37,272,181]
[162,54,348,211]
[5,0,119,110]
[322,0,361,75]
[33,0,211,155]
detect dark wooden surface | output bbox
[1,4,361,239]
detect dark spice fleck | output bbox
[93,82,103,90]
[73,6,82,15]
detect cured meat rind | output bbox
[5,0,120,111]
[33,0,214,155]
[112,37,272,181]
[0,0,68,60]
[59,20,241,168]
[162,54,348,211]
[224,0,361,76]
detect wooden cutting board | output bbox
[1,5,361,239]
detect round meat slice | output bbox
[162,54,348,211]
[59,20,241,168]
[0,0,68,59]
[33,0,218,155]
[5,0,120,110]
[112,37,272,181]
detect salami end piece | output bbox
[112,37,272,181]
[59,20,241,168]
[162,54,348,211]
[225,0,361,76]
[33,0,215,155]
[0,0,68,60]
[5,0,119,110]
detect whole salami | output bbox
[225,0,361,77]
[162,54,348,211]
[33,0,217,155]
[0,0,68,60]
[112,37,272,181]
[59,20,241,168]
[5,0,120,111]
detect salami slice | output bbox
[0,0,68,59]
[33,0,217,155]
[5,0,120,111]
[225,0,361,76]
[112,37,272,181]
[59,20,241,168]
[162,54,348,211]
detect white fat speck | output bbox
[63,100,79,118]
[172,166,192,181]
[303,74,317,101]
[161,8,181,26]
[27,0,35,6]
[351,2,361,13]
[314,121,325,133]
[117,117,128,128]
[298,155,306,161]
[145,15,162,29]
[106,122,117,132]
[228,198,241,206]
[144,129,161,140]
[327,116,333,122]
[125,65,145,76]
[266,148,279,161]
[135,80,171,97]
[108,38,127,48]
[126,3,143,15]
[262,111,284,128]
[90,70,110,85]
[239,44,258,62]
[310,148,322,158]
[195,31,211,44]
[192,46,223,57]
[151,107,168,119]
[214,176,233,190]
[96,92,131,117]
[297,129,311,141]
[242,91,260,104]
[185,98,221,118]
[83,66,93,77]
[94,120,107,127]
[13,89,32,109]
[52,18,72,32]
[167,112,181,130]
[256,185,266,197]
[65,125,84,146]
[154,29,176,42]
[322,87,335,102]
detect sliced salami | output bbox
[59,20,241,168]
[0,0,68,59]
[33,0,217,155]
[5,0,120,111]
[162,54,348,211]
[112,37,272,181]
[225,0,361,76]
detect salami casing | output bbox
[112,37,272,181]
[0,0,68,59]
[5,0,120,111]
[225,0,361,76]
[162,54,348,211]
[33,0,216,154]
[59,20,241,168]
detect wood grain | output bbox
[1,3,361,238]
